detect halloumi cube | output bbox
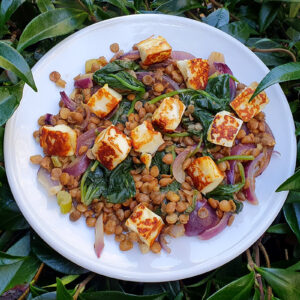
[230,82,269,122]
[137,35,172,66]
[130,121,164,154]
[187,156,224,194]
[125,203,164,247]
[91,125,131,170]
[40,124,77,157]
[207,111,243,147]
[176,58,209,90]
[87,84,122,118]
[152,97,186,132]
[140,153,152,169]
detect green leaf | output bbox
[0,42,36,91]
[33,292,56,299]
[43,275,79,288]
[0,235,40,295]
[207,271,255,300]
[283,203,300,242]
[277,169,300,192]
[202,8,229,29]
[0,180,29,231]
[56,278,73,300]
[31,235,87,275]
[259,3,280,33]
[0,81,24,126]
[151,151,170,175]
[17,8,88,52]
[100,0,130,15]
[36,0,55,13]
[287,260,300,271]
[160,181,181,193]
[0,0,25,28]
[267,223,292,234]
[79,291,167,300]
[286,191,300,203]
[0,127,4,162]
[82,0,94,13]
[153,0,204,15]
[0,251,25,266]
[220,21,256,43]
[251,62,300,100]
[110,100,131,124]
[256,266,300,300]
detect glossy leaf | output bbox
[0,81,24,126]
[286,191,300,203]
[277,168,300,192]
[0,127,3,162]
[283,203,300,242]
[259,3,280,33]
[31,235,87,275]
[202,8,229,29]
[267,223,292,234]
[79,291,167,300]
[101,0,130,15]
[56,278,73,300]
[220,21,256,43]
[82,0,94,13]
[153,0,204,15]
[36,0,55,13]
[287,260,300,271]
[34,292,56,299]
[0,0,25,28]
[0,235,39,295]
[251,62,300,100]
[256,266,300,300]
[0,42,36,91]
[207,271,255,300]
[17,8,88,52]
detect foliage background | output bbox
[1,0,300,299]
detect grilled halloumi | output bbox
[91,125,131,170]
[130,121,164,154]
[40,124,77,157]
[125,203,164,247]
[87,84,122,118]
[176,58,209,90]
[137,35,172,65]
[152,97,186,132]
[187,156,224,194]
[230,82,269,122]
[207,111,243,147]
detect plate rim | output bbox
[4,13,297,282]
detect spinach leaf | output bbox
[109,100,131,124]
[160,181,181,193]
[192,107,214,137]
[104,158,136,203]
[80,162,107,206]
[151,151,170,175]
[206,74,231,104]
[97,60,139,74]
[93,71,145,93]
[181,117,203,137]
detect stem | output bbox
[237,162,245,185]
[187,136,203,158]
[216,155,254,164]
[185,11,201,21]
[165,132,190,137]
[251,47,297,62]
[73,273,96,300]
[127,94,143,116]
[148,89,191,104]
[246,249,255,271]
[259,242,271,268]
[110,74,145,92]
[90,160,99,172]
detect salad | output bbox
[30,35,275,256]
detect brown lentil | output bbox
[153,82,164,93]
[69,210,81,222]
[166,191,180,202]
[219,200,231,212]
[162,153,173,165]
[159,177,173,187]
[165,202,176,214]
[182,158,192,170]
[49,71,61,82]
[198,207,209,219]
[228,215,235,226]
[150,241,161,253]
[176,201,187,213]
[142,75,154,86]
[119,239,133,251]
[110,43,119,53]
[166,213,178,224]
[208,198,219,209]
[86,217,96,227]
[77,203,88,213]
[179,214,189,224]
[115,234,126,242]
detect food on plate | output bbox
[30,35,276,257]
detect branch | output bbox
[259,242,272,300]
[210,0,240,21]
[254,243,264,300]
[73,273,95,300]
[251,47,297,62]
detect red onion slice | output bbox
[104,104,119,120]
[171,51,196,60]
[37,167,62,195]
[45,113,55,125]
[172,146,196,184]
[185,201,219,236]
[162,75,180,90]
[76,129,96,155]
[159,234,171,253]
[74,77,93,89]
[60,91,76,111]
[119,50,140,61]
[168,224,185,238]
[63,154,90,177]
[94,214,104,258]
[199,213,231,240]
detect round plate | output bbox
[4,14,296,282]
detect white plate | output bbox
[4,14,296,282]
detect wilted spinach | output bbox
[95,60,139,74]
[104,157,136,203]
[151,151,170,175]
[160,181,181,193]
[80,162,107,206]
[109,99,131,124]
